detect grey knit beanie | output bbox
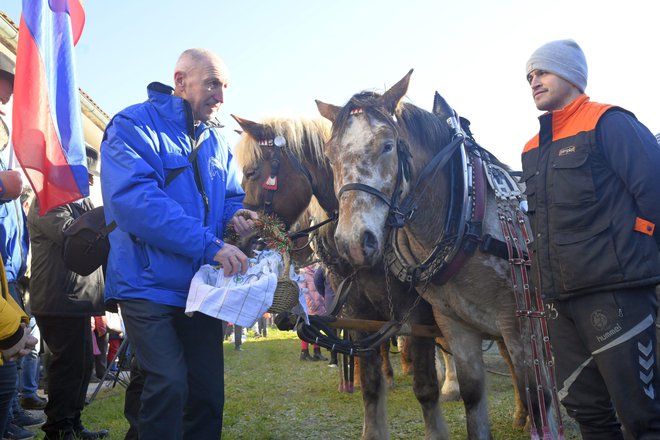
[526,39,587,92]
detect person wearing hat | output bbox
[27,145,108,440]
[521,39,660,438]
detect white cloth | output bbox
[185,250,303,327]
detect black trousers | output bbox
[35,315,93,436]
[548,287,660,440]
[120,300,224,440]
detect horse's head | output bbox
[316,70,418,268]
[232,115,331,227]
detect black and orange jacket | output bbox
[521,94,660,300]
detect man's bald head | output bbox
[173,48,230,122]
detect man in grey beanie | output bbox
[521,39,660,439]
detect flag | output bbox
[12,0,88,215]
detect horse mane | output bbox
[234,117,332,170]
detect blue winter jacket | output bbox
[100,82,245,307]
[0,153,28,285]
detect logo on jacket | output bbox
[208,157,225,181]
[558,146,576,156]
[590,309,608,331]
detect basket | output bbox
[267,252,300,313]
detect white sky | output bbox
[3,0,659,170]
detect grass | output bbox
[33,328,581,439]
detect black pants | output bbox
[549,287,660,440]
[35,315,93,436]
[120,300,224,440]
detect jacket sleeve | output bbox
[101,115,222,260]
[0,260,28,360]
[221,144,245,231]
[597,111,660,230]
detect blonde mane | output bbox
[234,117,332,171]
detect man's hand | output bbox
[1,323,38,362]
[213,243,249,277]
[231,209,258,238]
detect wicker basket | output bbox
[267,252,300,313]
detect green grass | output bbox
[33,328,581,439]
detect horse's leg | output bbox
[436,338,460,402]
[410,335,449,440]
[438,317,493,440]
[496,340,527,428]
[358,338,389,440]
[380,341,395,388]
[400,335,413,376]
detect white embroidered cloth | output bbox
[185,250,305,327]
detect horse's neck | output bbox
[402,149,451,252]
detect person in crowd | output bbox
[298,265,327,361]
[100,48,257,440]
[91,315,108,380]
[0,50,42,440]
[0,255,37,440]
[313,264,337,366]
[522,39,660,439]
[27,148,108,440]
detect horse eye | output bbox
[382,141,394,153]
[243,166,259,180]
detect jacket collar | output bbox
[540,94,589,126]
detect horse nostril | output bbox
[362,230,378,254]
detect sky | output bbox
[2,0,660,170]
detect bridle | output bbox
[334,104,480,285]
[255,134,337,254]
[258,135,313,217]
[336,107,465,229]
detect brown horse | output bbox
[316,71,560,439]
[233,115,459,439]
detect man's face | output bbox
[178,58,229,122]
[527,70,579,112]
[0,75,13,118]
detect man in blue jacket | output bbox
[101,48,256,440]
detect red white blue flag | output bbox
[12,0,87,214]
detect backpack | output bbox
[62,207,115,276]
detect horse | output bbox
[315,70,560,439]
[232,115,462,439]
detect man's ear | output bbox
[174,71,185,88]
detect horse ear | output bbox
[432,91,453,118]
[381,69,413,115]
[316,100,341,123]
[231,115,268,140]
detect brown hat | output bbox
[86,146,100,177]
[0,52,15,79]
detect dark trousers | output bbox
[35,315,93,436]
[0,362,17,435]
[94,332,109,379]
[120,300,224,440]
[124,351,143,440]
[549,287,660,440]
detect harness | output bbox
[337,97,486,287]
[259,135,314,217]
[333,95,565,437]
